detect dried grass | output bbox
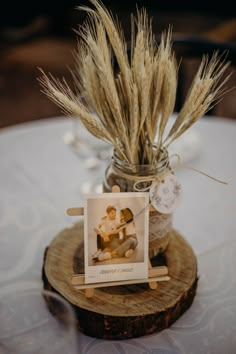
[39,0,231,165]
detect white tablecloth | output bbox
[0,116,236,353]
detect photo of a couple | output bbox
[93,206,138,263]
[84,193,149,284]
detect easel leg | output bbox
[148,259,158,290]
[85,288,95,298]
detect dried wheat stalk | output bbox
[39,0,231,165]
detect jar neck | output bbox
[112,149,169,177]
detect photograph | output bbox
[84,192,150,284]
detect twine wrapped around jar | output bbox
[103,149,173,258]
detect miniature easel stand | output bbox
[67,185,170,298]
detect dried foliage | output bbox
[39,0,231,164]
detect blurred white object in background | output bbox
[64,118,113,162]
[64,118,113,194]
[168,129,202,167]
[160,116,202,167]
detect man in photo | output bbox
[92,205,120,261]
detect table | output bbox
[0,116,236,353]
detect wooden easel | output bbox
[67,185,170,298]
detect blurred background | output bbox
[0,0,235,128]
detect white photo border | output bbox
[84,192,150,284]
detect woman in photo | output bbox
[111,208,138,259]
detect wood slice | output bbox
[42,220,198,339]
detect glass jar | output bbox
[103,149,173,259]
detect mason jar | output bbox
[103,149,173,259]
